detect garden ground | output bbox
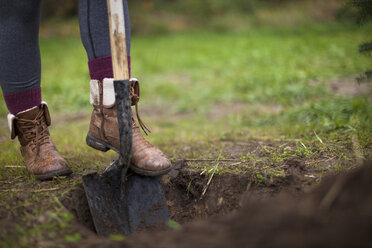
[0,14,371,247]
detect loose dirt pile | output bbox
[125,161,372,248]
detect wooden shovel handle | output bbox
[107,0,129,80]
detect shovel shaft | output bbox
[107,0,132,165]
[114,79,132,172]
[107,0,129,80]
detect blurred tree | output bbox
[352,0,372,80]
[353,0,372,24]
[40,0,259,21]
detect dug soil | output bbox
[62,157,314,233]
[62,160,372,248]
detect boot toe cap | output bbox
[141,155,171,171]
[149,155,172,171]
[33,158,72,179]
[46,159,71,173]
[132,152,172,176]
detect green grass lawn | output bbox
[2,20,371,141]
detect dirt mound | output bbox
[124,161,372,248]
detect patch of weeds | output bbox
[294,141,315,159]
[109,234,126,242]
[333,162,343,172]
[46,211,73,229]
[64,233,82,243]
[255,97,371,146]
[240,154,258,163]
[167,219,182,230]
[186,180,193,198]
[256,172,267,183]
[261,164,286,179]
[269,148,294,163]
[188,150,198,159]
[266,169,285,178]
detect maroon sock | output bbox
[88,55,131,81]
[3,87,42,115]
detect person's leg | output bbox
[0,0,42,114]
[79,0,131,80]
[0,0,72,179]
[78,0,172,176]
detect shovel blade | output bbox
[83,164,169,236]
[125,174,169,232]
[82,162,130,236]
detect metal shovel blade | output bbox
[83,160,169,236]
[82,160,130,236]
[124,173,169,233]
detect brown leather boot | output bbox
[86,78,172,176]
[8,102,72,180]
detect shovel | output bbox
[82,0,169,236]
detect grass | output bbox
[0,18,371,180]
[2,21,371,114]
[0,15,371,247]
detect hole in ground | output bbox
[60,160,303,233]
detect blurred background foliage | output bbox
[40,0,364,34]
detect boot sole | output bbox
[35,168,73,181]
[86,134,172,176]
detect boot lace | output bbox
[16,109,49,159]
[130,81,151,135]
[97,79,151,137]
